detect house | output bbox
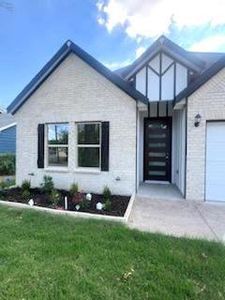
[7,36,225,202]
[0,112,16,154]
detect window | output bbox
[77,123,101,168]
[47,123,68,167]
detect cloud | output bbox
[135,46,147,58]
[102,58,132,70]
[189,35,225,52]
[96,0,225,39]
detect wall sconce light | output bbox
[194,113,201,127]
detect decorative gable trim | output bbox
[123,36,204,80]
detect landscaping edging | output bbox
[0,193,135,223]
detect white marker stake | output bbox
[65,196,68,210]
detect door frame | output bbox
[143,117,172,182]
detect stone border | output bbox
[0,193,135,223]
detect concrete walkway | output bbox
[128,196,225,242]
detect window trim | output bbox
[45,122,69,168]
[76,121,102,169]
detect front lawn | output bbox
[0,206,224,299]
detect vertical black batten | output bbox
[145,66,150,117]
[37,124,45,168]
[174,62,177,99]
[101,122,110,171]
[158,52,162,117]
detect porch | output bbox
[137,101,186,198]
[137,182,183,201]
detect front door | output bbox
[144,117,172,181]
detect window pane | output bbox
[78,123,100,145]
[148,143,166,148]
[48,124,68,145]
[148,170,166,176]
[48,147,68,166]
[149,152,166,157]
[149,161,166,166]
[78,147,99,167]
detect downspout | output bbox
[135,101,138,193]
[184,97,188,199]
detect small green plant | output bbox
[22,189,31,200]
[103,185,111,202]
[41,176,54,194]
[21,180,31,192]
[104,199,112,211]
[50,189,61,207]
[79,198,89,210]
[70,183,79,196]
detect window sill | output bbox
[74,168,101,174]
[44,167,69,173]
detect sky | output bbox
[1,0,225,108]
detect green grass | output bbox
[0,206,225,300]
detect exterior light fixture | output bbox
[194,113,201,127]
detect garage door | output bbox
[206,122,225,201]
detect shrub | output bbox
[103,185,111,202]
[50,189,61,207]
[22,189,31,200]
[0,154,16,176]
[71,191,89,210]
[104,199,112,211]
[70,183,79,196]
[79,198,89,210]
[21,180,31,191]
[41,176,54,194]
[72,192,85,205]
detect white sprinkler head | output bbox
[86,193,92,201]
[28,199,34,206]
[96,202,103,210]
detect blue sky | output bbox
[1,0,225,108]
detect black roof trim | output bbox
[175,54,225,103]
[8,40,148,114]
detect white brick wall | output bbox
[187,67,225,201]
[15,53,137,195]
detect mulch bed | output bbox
[0,188,130,217]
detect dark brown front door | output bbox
[144,117,172,181]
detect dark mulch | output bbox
[0,188,130,217]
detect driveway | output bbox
[128,196,225,242]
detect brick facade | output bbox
[15,53,137,196]
[186,67,225,201]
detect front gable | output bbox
[135,51,190,101]
[8,40,147,115]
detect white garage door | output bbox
[206,122,225,201]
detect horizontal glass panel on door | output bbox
[148,161,166,166]
[148,170,166,176]
[148,133,166,139]
[148,143,166,148]
[148,152,166,157]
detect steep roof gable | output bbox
[8,40,148,114]
[119,36,205,79]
